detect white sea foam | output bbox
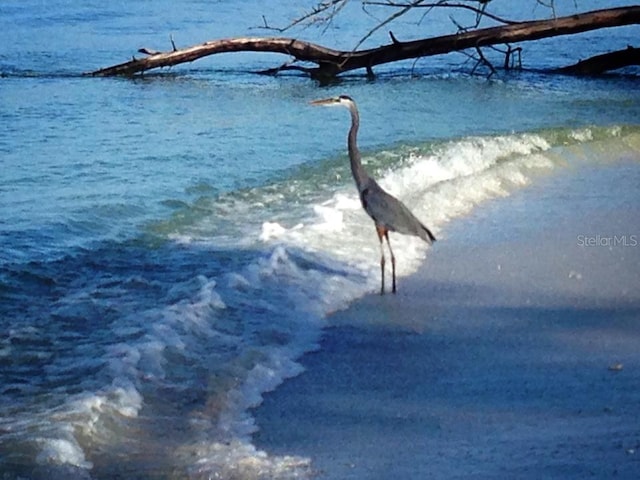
[36,438,92,469]
[259,132,557,286]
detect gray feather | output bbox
[360,180,436,245]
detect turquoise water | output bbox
[1,2,639,478]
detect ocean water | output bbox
[1,1,639,478]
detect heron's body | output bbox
[311,95,435,294]
[359,178,436,243]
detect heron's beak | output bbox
[310,97,338,106]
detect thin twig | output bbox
[364,1,517,25]
[258,0,350,32]
[469,46,495,77]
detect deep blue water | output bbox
[1,1,639,478]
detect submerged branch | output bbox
[557,46,640,75]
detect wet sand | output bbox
[254,159,640,479]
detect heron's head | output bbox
[310,95,355,109]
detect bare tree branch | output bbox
[259,0,349,32]
[471,45,496,76]
[89,7,640,81]
[558,45,640,75]
[352,0,423,52]
[364,1,517,25]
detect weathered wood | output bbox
[557,46,640,75]
[89,6,640,79]
[340,6,640,75]
[90,37,346,78]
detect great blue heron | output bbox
[311,95,436,295]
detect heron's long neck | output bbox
[347,104,370,191]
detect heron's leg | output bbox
[384,231,397,294]
[376,226,387,295]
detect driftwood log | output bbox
[90,6,640,80]
[557,45,640,75]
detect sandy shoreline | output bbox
[254,159,640,479]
